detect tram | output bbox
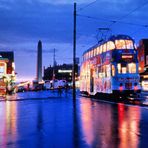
[80,35,141,98]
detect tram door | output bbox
[90,69,94,93]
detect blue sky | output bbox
[0,0,148,81]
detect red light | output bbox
[134,86,138,91]
[119,86,123,91]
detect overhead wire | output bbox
[107,0,148,29]
[77,0,97,12]
[76,0,148,45]
[77,0,148,35]
[131,25,148,35]
[116,0,148,21]
[77,14,148,28]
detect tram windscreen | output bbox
[117,63,136,74]
[115,40,134,49]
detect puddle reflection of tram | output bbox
[80,34,141,100]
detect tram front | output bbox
[111,38,141,97]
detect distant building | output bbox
[43,64,79,82]
[0,51,15,80]
[0,51,16,95]
[137,39,148,90]
[137,39,148,73]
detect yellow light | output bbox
[12,62,15,69]
[122,55,132,58]
[143,75,148,78]
[58,70,72,73]
[139,67,141,70]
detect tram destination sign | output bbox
[121,54,133,62]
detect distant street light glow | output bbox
[58,70,72,73]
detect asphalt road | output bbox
[0,90,148,148]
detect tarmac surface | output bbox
[0,90,148,148]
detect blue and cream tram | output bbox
[80,35,141,98]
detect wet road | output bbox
[0,90,148,148]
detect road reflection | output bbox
[80,97,141,148]
[118,103,140,148]
[0,92,147,147]
[0,101,17,147]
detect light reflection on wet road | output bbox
[0,91,148,148]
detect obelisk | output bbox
[37,40,42,83]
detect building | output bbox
[137,39,148,73]
[43,64,79,82]
[137,39,148,90]
[0,51,16,95]
[0,51,15,80]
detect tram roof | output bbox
[83,34,134,55]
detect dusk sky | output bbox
[0,0,148,81]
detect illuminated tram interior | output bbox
[80,35,141,97]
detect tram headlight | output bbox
[119,83,123,91]
[134,83,138,91]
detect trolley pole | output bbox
[73,2,76,101]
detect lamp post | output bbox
[73,2,76,101]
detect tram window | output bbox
[100,45,102,54]
[91,50,93,57]
[117,63,121,73]
[93,49,95,56]
[92,50,94,57]
[90,50,93,57]
[112,65,115,76]
[106,65,111,77]
[96,48,98,55]
[128,63,136,73]
[103,44,106,52]
[97,47,100,54]
[107,41,115,51]
[121,64,127,74]
[95,48,97,56]
[89,51,91,58]
[125,40,134,49]
[115,40,126,49]
[103,66,106,77]
[86,53,88,60]
[122,67,127,74]
[94,48,96,56]
[90,51,92,57]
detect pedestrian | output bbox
[65,84,69,97]
[58,86,62,97]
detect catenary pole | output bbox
[73,2,76,101]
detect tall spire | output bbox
[37,40,42,82]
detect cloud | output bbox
[0,0,148,80]
[37,0,95,5]
[0,0,73,44]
